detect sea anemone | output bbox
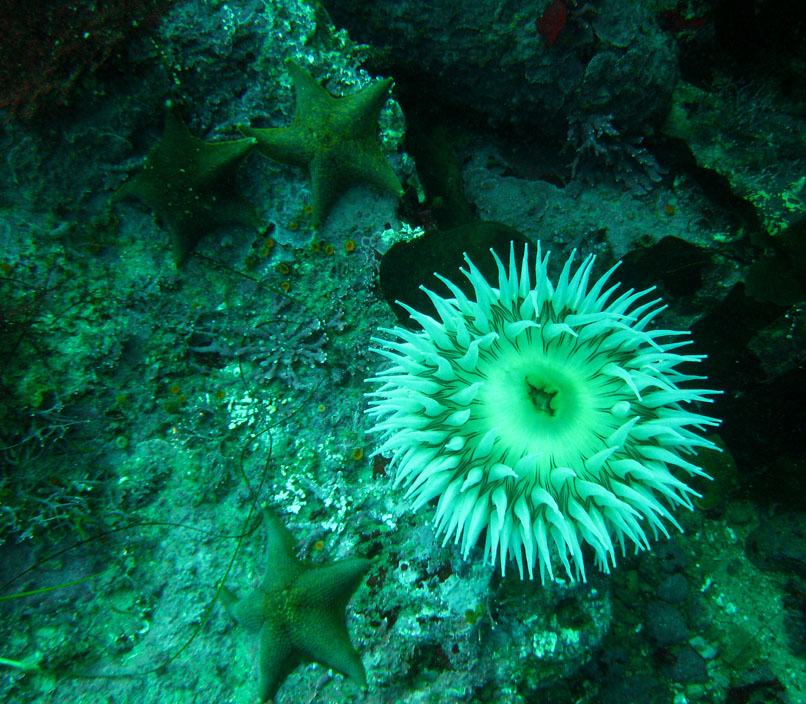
[365,242,720,582]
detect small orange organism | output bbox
[313,539,324,551]
[324,244,335,256]
[663,204,676,215]
[280,281,291,292]
[344,239,356,253]
[351,447,364,461]
[169,384,181,395]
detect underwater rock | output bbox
[747,512,806,578]
[325,0,677,137]
[378,220,530,322]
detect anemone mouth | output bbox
[476,338,604,466]
[366,241,721,583]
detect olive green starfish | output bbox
[238,60,403,227]
[116,102,260,266]
[221,507,372,703]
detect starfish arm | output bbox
[225,589,271,634]
[162,102,194,148]
[306,145,401,226]
[160,188,261,266]
[260,509,305,591]
[239,124,313,168]
[308,155,349,227]
[291,606,367,688]
[286,59,339,116]
[166,216,202,268]
[115,166,162,211]
[259,620,303,703]
[340,77,395,135]
[191,137,257,184]
[220,587,240,617]
[149,106,255,188]
[287,558,372,685]
[292,559,373,609]
[347,144,404,198]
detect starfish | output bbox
[238,60,403,227]
[116,102,260,266]
[221,507,372,703]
